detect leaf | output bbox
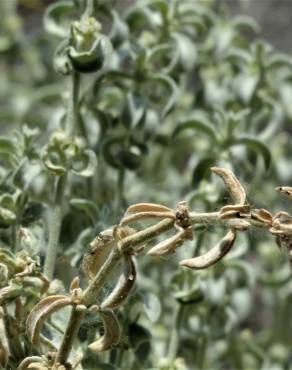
[103,137,145,170]
[26,295,72,345]
[109,10,129,47]
[88,310,121,352]
[121,92,146,128]
[232,15,260,33]
[70,198,99,222]
[231,136,272,170]
[0,308,9,368]
[192,157,216,186]
[180,230,236,270]
[142,292,161,322]
[72,149,97,177]
[144,74,179,117]
[128,323,151,364]
[101,255,136,310]
[173,117,218,143]
[0,284,22,303]
[0,206,16,226]
[233,72,259,104]
[211,167,246,205]
[173,32,197,71]
[266,53,292,70]
[44,0,75,38]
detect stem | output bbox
[44,174,67,280]
[56,307,85,364]
[116,168,126,210]
[82,0,94,20]
[167,304,185,361]
[44,71,80,280]
[65,71,80,138]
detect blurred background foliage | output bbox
[0,0,292,369]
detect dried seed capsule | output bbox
[180,230,236,269]
[211,167,246,205]
[88,310,121,352]
[101,255,136,310]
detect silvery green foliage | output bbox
[0,0,291,369]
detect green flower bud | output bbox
[68,17,112,73]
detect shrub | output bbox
[0,0,292,369]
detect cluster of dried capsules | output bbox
[21,167,292,369]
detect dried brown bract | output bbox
[180,230,236,269]
[211,167,246,205]
[88,310,121,352]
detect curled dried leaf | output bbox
[219,204,250,219]
[211,167,246,205]
[70,277,80,291]
[275,186,292,199]
[101,255,136,310]
[120,211,175,226]
[88,310,121,352]
[224,219,250,231]
[82,228,115,281]
[125,203,173,214]
[26,295,72,345]
[251,209,273,225]
[17,356,43,370]
[147,227,193,256]
[180,230,236,269]
[0,307,9,368]
[270,223,292,235]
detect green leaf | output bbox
[142,292,161,322]
[44,0,75,38]
[143,74,179,117]
[70,198,99,222]
[192,157,216,186]
[109,10,129,47]
[173,117,218,143]
[103,137,145,170]
[121,92,146,128]
[233,71,259,104]
[72,149,97,177]
[231,136,272,169]
[232,15,260,33]
[128,323,151,364]
[173,32,197,71]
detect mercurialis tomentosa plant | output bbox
[0,0,292,369]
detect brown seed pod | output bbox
[180,230,236,269]
[101,255,136,310]
[26,295,73,345]
[211,167,246,205]
[88,310,121,352]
